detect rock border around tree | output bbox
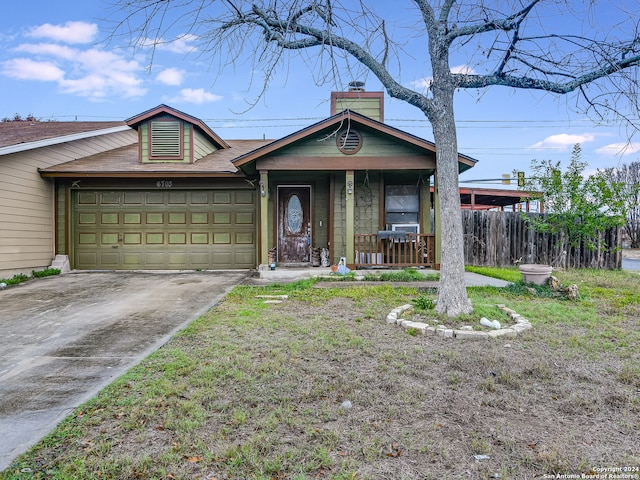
[386,304,531,339]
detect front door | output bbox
[277,186,311,263]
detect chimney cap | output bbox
[348,81,365,92]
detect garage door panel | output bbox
[144,252,166,266]
[191,192,209,204]
[123,253,142,266]
[188,252,210,266]
[74,189,255,270]
[78,252,97,266]
[101,233,118,244]
[99,252,120,266]
[168,253,187,266]
[124,192,143,204]
[191,233,209,244]
[236,232,254,244]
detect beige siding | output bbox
[193,129,218,160]
[56,183,66,255]
[0,130,137,277]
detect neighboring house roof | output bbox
[39,140,271,178]
[126,104,230,150]
[233,109,478,172]
[0,121,128,153]
[456,187,534,210]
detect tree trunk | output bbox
[430,91,473,316]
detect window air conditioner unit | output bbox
[391,223,419,234]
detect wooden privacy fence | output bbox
[462,210,622,269]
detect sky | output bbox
[1,0,639,188]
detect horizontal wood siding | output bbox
[193,129,218,160]
[335,98,382,121]
[355,171,380,235]
[333,176,346,263]
[0,130,136,276]
[313,178,330,250]
[57,183,66,256]
[276,129,427,158]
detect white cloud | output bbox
[170,88,222,104]
[410,77,432,90]
[28,21,98,44]
[528,133,597,150]
[16,43,77,59]
[410,65,476,91]
[156,67,186,86]
[2,42,147,99]
[142,34,198,54]
[1,58,64,81]
[451,64,476,75]
[595,142,640,157]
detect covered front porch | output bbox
[231,109,476,270]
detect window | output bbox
[150,120,182,158]
[336,129,362,154]
[385,185,419,227]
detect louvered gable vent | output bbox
[151,121,181,157]
[337,129,362,154]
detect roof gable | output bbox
[126,104,229,150]
[233,109,477,171]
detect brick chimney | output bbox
[330,81,384,122]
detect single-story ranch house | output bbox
[0,87,478,277]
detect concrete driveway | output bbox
[0,271,249,471]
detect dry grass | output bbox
[2,272,639,480]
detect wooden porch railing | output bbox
[354,233,436,268]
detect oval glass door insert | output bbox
[287,195,303,233]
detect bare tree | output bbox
[603,161,640,248]
[110,0,640,316]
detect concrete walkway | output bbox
[255,267,511,287]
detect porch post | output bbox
[421,176,431,234]
[345,170,355,265]
[434,176,442,267]
[259,170,269,266]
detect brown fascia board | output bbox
[232,109,478,170]
[125,104,230,149]
[39,171,243,179]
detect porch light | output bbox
[347,180,353,194]
[259,180,266,197]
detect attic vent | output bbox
[337,129,362,155]
[151,121,181,157]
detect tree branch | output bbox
[445,0,541,43]
[455,53,640,93]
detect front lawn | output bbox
[3,269,639,479]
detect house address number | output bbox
[156,180,173,188]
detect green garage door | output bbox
[73,189,256,270]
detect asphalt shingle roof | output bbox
[0,121,126,148]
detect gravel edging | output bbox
[386,304,532,339]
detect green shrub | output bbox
[2,273,29,285]
[412,295,436,311]
[32,268,61,278]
